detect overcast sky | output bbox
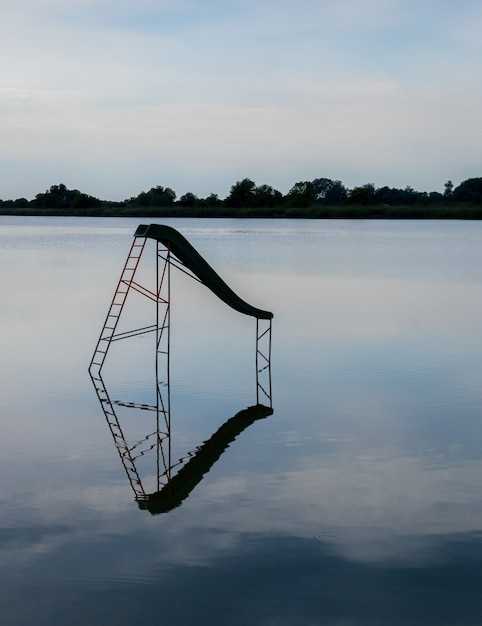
[1,0,481,201]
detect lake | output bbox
[2,216,482,625]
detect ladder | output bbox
[89,236,147,374]
[89,234,171,499]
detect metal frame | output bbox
[256,318,273,407]
[89,231,273,506]
[89,233,272,408]
[155,240,171,487]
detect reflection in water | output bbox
[5,219,482,625]
[91,369,272,514]
[140,404,272,515]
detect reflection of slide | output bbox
[134,224,273,320]
[90,368,273,515]
[138,403,273,515]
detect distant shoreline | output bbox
[1,203,482,220]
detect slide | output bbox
[134,224,273,319]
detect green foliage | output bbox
[0,197,32,209]
[312,178,347,204]
[253,184,283,208]
[444,180,454,197]
[347,183,376,205]
[131,185,176,207]
[225,178,257,208]
[202,193,222,207]
[4,173,482,218]
[178,192,199,207]
[224,179,282,208]
[285,181,316,207]
[285,177,347,207]
[34,183,101,209]
[13,197,30,208]
[452,177,482,203]
[374,185,429,206]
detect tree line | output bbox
[2,177,482,217]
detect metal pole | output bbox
[156,241,161,491]
[256,318,260,405]
[166,244,171,480]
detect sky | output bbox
[1,0,482,201]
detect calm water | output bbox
[2,216,482,625]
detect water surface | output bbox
[1,216,482,625]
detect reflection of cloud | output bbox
[3,528,482,625]
[248,273,482,341]
[161,450,482,567]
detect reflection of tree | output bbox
[90,370,272,515]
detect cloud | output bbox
[1,0,482,198]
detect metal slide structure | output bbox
[89,224,273,510]
[89,224,273,372]
[89,224,273,400]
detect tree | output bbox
[374,185,427,206]
[253,184,283,208]
[178,192,199,207]
[225,178,256,208]
[444,180,454,197]
[374,186,398,205]
[310,178,347,204]
[452,178,482,203]
[71,193,101,209]
[285,181,316,207]
[35,183,100,209]
[402,186,428,204]
[133,186,176,207]
[35,184,67,208]
[202,193,222,207]
[347,183,375,205]
[13,197,30,208]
